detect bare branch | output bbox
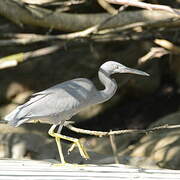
[109,133,120,164]
[154,39,180,54]
[1,119,180,137]
[65,123,180,137]
[0,45,61,69]
[138,47,169,65]
[105,0,180,15]
[97,0,118,15]
[0,0,180,32]
[23,0,85,6]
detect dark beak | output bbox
[120,67,149,76]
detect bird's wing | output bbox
[5,78,95,126]
[8,77,97,122]
[4,92,52,126]
[21,89,81,120]
[22,91,52,108]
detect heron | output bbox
[4,61,149,164]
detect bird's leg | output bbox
[55,137,65,164]
[56,125,89,159]
[48,125,89,162]
[48,124,57,136]
[53,133,89,159]
[48,125,66,164]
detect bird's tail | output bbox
[4,105,30,127]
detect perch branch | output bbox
[65,123,180,137]
[1,120,180,137]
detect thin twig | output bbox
[0,25,98,46]
[105,0,180,15]
[97,0,118,15]
[0,45,61,69]
[1,119,180,136]
[65,124,180,137]
[109,133,120,164]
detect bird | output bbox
[4,61,149,164]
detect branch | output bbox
[154,39,180,54]
[1,119,180,137]
[0,0,180,32]
[105,0,180,15]
[97,0,118,15]
[109,133,119,164]
[65,124,180,137]
[138,47,169,65]
[0,45,61,69]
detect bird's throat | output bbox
[98,68,117,103]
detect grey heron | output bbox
[4,61,149,164]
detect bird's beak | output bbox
[118,67,149,76]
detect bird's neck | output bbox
[98,68,117,103]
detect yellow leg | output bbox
[48,125,66,164]
[55,137,66,164]
[48,125,89,163]
[55,133,89,159]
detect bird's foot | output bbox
[68,139,89,160]
[52,162,68,167]
[52,162,86,167]
[68,143,76,154]
[48,125,89,160]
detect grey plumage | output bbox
[4,61,149,163]
[4,61,149,130]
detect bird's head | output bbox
[100,61,149,76]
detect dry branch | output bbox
[138,47,169,64]
[1,119,180,137]
[154,39,180,54]
[97,0,118,15]
[0,45,61,69]
[65,123,180,137]
[106,0,180,15]
[0,0,180,32]
[109,133,120,164]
